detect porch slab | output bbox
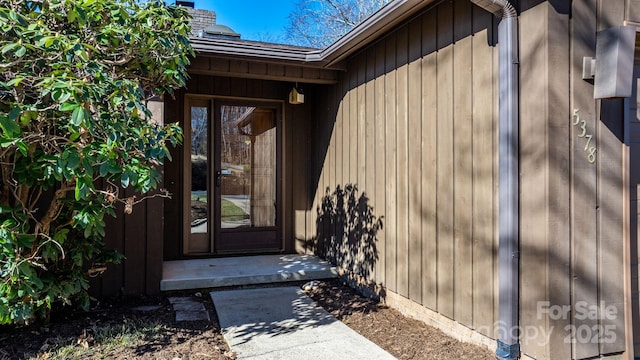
[161,254,338,291]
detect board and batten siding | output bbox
[89,102,166,297]
[625,0,640,357]
[519,1,629,359]
[626,1,640,357]
[305,0,632,359]
[306,0,500,340]
[89,190,164,296]
[629,21,640,359]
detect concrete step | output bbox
[168,296,211,322]
[161,254,338,291]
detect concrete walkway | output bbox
[161,255,338,291]
[210,286,395,360]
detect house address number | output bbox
[572,109,596,164]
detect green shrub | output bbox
[0,0,193,324]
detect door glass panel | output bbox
[190,106,208,235]
[220,106,276,229]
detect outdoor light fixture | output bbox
[582,25,636,99]
[289,83,304,104]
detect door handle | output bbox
[216,169,231,187]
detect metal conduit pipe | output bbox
[469,1,520,359]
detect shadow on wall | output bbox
[314,184,384,300]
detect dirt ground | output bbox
[0,280,494,360]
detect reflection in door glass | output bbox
[220,106,276,229]
[190,106,208,234]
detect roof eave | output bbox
[191,38,314,61]
[191,0,438,69]
[315,0,438,67]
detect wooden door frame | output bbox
[182,94,285,255]
[182,96,211,255]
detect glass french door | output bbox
[184,97,282,255]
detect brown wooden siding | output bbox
[623,2,640,357]
[630,27,640,358]
[189,56,338,85]
[519,1,628,359]
[306,0,500,338]
[164,88,184,260]
[89,183,165,297]
[90,105,167,297]
[305,0,630,359]
[629,0,640,23]
[519,1,571,358]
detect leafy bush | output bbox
[0,0,193,324]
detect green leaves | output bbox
[8,9,27,27]
[0,0,191,325]
[0,0,193,323]
[60,102,79,112]
[51,88,72,103]
[0,114,21,138]
[74,175,92,200]
[14,45,26,57]
[70,107,88,126]
[1,42,18,54]
[35,36,59,48]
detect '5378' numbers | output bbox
[573,109,597,164]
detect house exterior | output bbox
[91,0,640,359]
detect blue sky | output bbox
[189,1,297,41]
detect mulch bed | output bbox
[0,280,494,360]
[304,279,494,360]
[0,294,233,360]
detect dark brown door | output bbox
[183,97,282,255]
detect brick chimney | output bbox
[178,2,240,39]
[182,7,217,36]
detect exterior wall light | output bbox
[289,84,304,104]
